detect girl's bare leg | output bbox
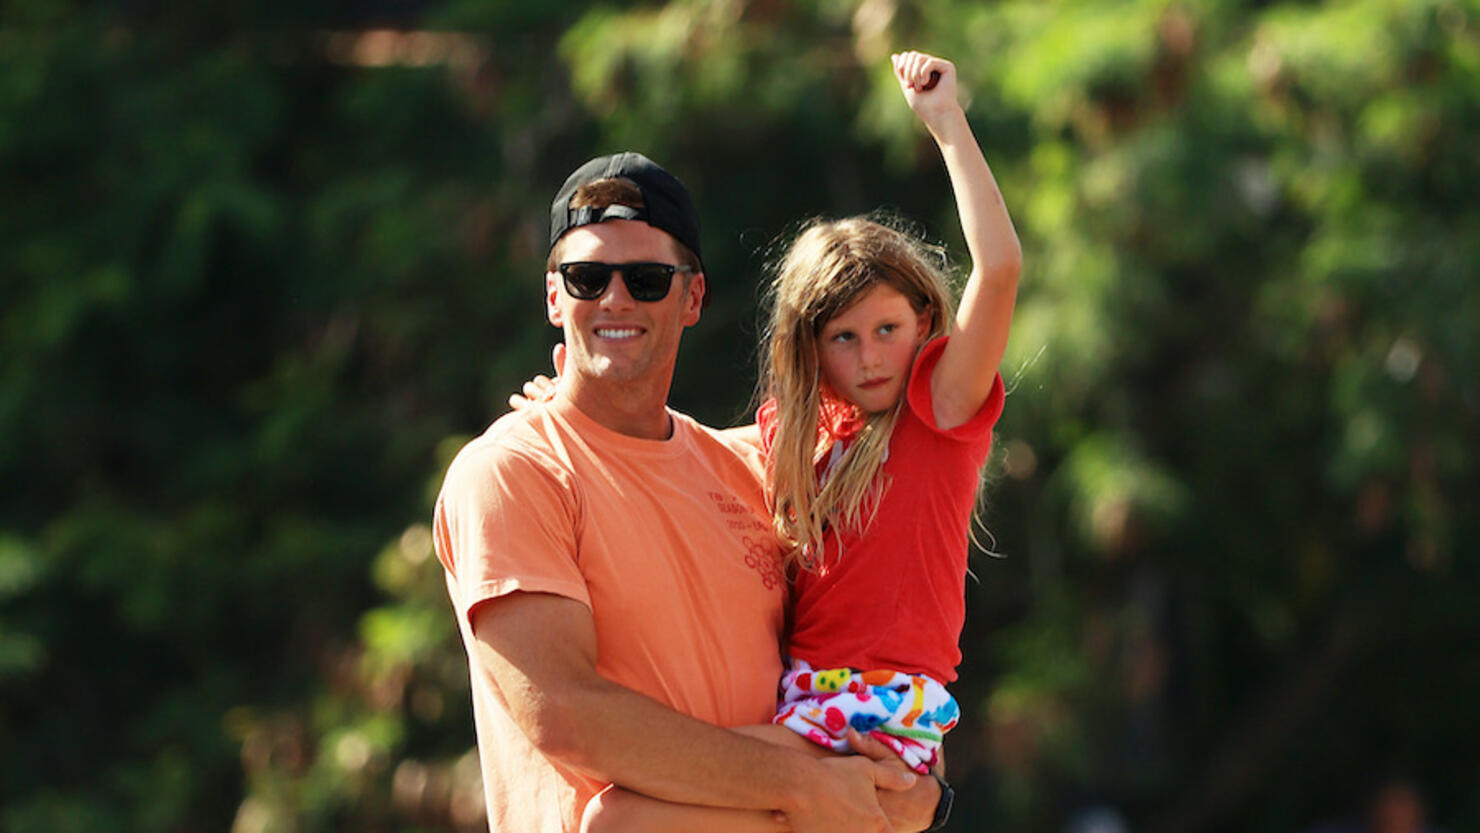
[578,724,829,833]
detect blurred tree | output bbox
[0,2,573,829]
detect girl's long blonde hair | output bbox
[761,215,957,568]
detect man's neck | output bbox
[559,376,674,440]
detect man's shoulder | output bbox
[670,411,768,479]
[444,407,573,488]
[672,411,749,452]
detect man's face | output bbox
[546,219,705,388]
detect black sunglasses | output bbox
[557,261,694,302]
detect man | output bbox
[433,153,945,832]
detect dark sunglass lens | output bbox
[624,264,674,301]
[562,263,612,299]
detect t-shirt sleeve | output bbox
[905,335,1007,442]
[432,441,589,626]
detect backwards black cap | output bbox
[549,152,703,269]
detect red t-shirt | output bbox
[759,336,1005,683]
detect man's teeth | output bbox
[596,327,641,339]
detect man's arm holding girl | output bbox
[471,591,923,833]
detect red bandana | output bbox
[817,383,865,443]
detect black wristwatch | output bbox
[925,769,954,831]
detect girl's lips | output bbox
[859,378,890,389]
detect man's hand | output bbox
[782,751,916,833]
[851,730,943,833]
[891,51,962,133]
[508,342,566,410]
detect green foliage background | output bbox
[2,1,1477,831]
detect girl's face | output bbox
[817,283,931,415]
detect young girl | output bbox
[755,40,1017,791]
[520,50,1020,832]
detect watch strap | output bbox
[925,769,954,831]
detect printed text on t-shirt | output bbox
[706,491,782,589]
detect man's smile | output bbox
[595,326,645,340]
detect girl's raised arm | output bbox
[891,51,1022,431]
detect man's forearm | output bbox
[536,670,815,811]
[470,592,908,830]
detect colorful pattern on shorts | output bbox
[773,659,959,774]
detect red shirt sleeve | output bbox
[905,335,1006,441]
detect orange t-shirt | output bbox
[434,398,786,833]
